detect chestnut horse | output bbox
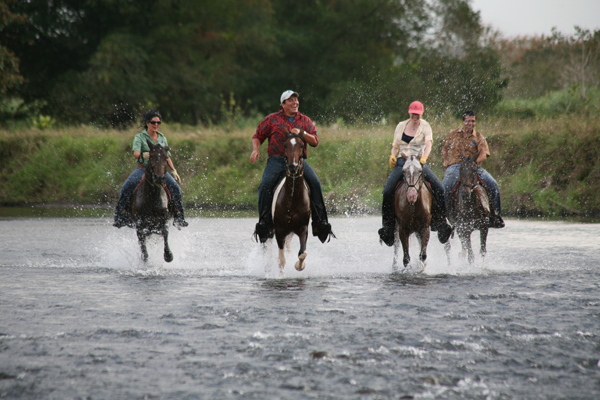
[445,155,490,263]
[392,154,433,269]
[272,131,311,272]
[129,139,174,263]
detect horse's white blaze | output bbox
[160,192,169,209]
[290,138,297,146]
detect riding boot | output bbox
[173,208,189,228]
[489,211,505,228]
[253,206,274,243]
[430,201,453,244]
[378,198,396,247]
[310,205,335,244]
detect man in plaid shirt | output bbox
[250,90,334,243]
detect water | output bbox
[1,214,599,399]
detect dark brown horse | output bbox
[393,154,433,269]
[129,139,174,263]
[272,131,311,272]
[445,155,490,263]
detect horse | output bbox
[128,139,175,263]
[445,155,490,264]
[392,154,433,269]
[272,131,311,273]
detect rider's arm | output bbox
[476,151,487,164]
[391,144,399,156]
[422,140,432,158]
[133,151,141,159]
[301,131,318,147]
[166,158,176,171]
[250,138,261,163]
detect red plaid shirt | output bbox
[253,110,318,158]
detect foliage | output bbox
[494,85,600,118]
[492,28,600,100]
[2,115,600,218]
[3,0,503,127]
[0,0,26,95]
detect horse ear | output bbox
[400,152,408,161]
[164,146,171,151]
[146,139,154,149]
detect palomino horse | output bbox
[393,154,433,269]
[128,139,174,263]
[445,155,490,263]
[272,131,311,272]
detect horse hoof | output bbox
[164,252,174,263]
[295,260,305,271]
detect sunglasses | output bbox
[148,120,161,125]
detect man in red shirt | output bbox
[250,90,334,243]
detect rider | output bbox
[441,110,505,228]
[250,90,334,243]
[113,110,188,228]
[378,101,453,247]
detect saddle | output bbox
[450,177,488,198]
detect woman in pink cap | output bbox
[378,101,452,247]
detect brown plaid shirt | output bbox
[442,128,490,167]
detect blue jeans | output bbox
[114,167,184,221]
[258,156,328,225]
[442,164,502,215]
[381,158,446,226]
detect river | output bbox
[1,213,599,399]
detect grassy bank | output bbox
[1,114,599,217]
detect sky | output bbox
[470,0,600,38]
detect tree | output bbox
[0,0,26,95]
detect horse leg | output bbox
[392,235,400,270]
[276,234,286,272]
[458,228,474,263]
[419,227,430,264]
[444,240,452,266]
[399,230,410,268]
[479,226,488,259]
[137,228,148,262]
[162,224,174,263]
[295,226,308,271]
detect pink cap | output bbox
[408,101,424,115]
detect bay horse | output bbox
[393,154,433,269]
[272,131,311,273]
[445,155,490,263]
[128,139,174,263]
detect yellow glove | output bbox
[143,152,150,160]
[420,156,428,164]
[170,169,181,184]
[388,154,397,169]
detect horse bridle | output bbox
[285,133,305,178]
[143,148,168,188]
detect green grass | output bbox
[1,113,600,217]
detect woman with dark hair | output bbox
[113,110,188,228]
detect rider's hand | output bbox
[250,150,260,164]
[420,156,428,165]
[388,154,397,169]
[171,169,181,184]
[143,152,150,160]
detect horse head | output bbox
[284,130,305,177]
[458,155,479,204]
[402,153,423,204]
[145,138,171,185]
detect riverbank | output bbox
[1,114,599,217]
